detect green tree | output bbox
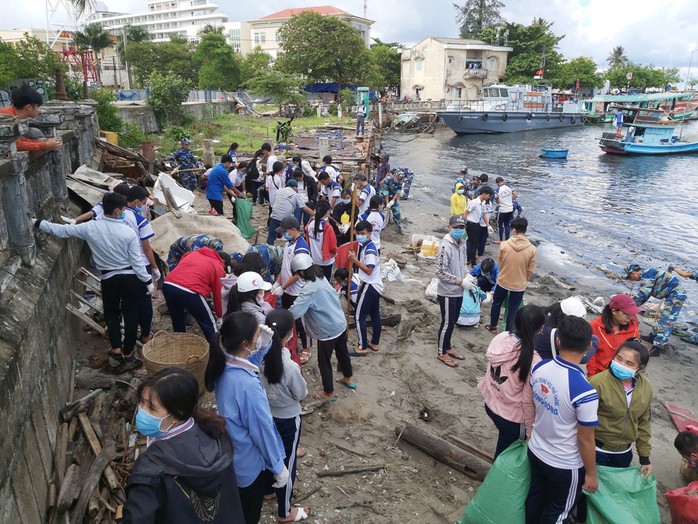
[116,25,150,89]
[239,47,272,86]
[198,24,224,35]
[276,12,366,85]
[73,23,115,82]
[0,35,65,87]
[89,87,122,131]
[604,63,679,90]
[368,41,402,89]
[124,36,196,88]
[552,57,601,90]
[454,0,504,39]
[246,70,305,111]
[607,46,628,69]
[479,18,564,83]
[193,32,240,90]
[68,0,94,16]
[148,71,192,127]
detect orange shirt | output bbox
[587,315,640,376]
[0,106,48,152]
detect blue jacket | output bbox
[288,277,347,340]
[214,359,285,488]
[470,262,499,286]
[205,163,233,201]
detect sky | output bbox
[6,0,698,78]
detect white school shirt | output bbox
[528,358,599,469]
[358,210,385,249]
[466,198,483,224]
[497,184,514,213]
[123,207,155,267]
[322,164,340,183]
[306,218,335,266]
[280,236,311,296]
[355,240,383,294]
[265,154,278,175]
[320,181,342,204]
[266,173,284,206]
[358,184,376,215]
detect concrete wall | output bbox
[117,100,238,134]
[0,102,97,522]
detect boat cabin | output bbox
[622,124,679,145]
[475,84,579,114]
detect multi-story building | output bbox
[243,5,373,58]
[400,37,513,101]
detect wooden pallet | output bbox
[66,267,106,337]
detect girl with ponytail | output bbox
[305,199,337,281]
[260,310,310,522]
[204,312,290,524]
[122,368,244,523]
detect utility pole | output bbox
[363,0,367,19]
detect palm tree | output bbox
[199,24,225,35]
[116,25,151,59]
[73,23,114,82]
[607,46,628,69]
[69,0,95,16]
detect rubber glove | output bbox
[270,282,281,295]
[482,292,493,305]
[487,225,494,234]
[257,324,274,351]
[338,224,349,234]
[152,267,162,281]
[461,274,477,290]
[146,283,155,295]
[272,285,284,297]
[387,200,395,208]
[272,465,289,488]
[230,196,236,203]
[60,215,76,225]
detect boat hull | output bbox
[438,111,584,134]
[600,142,698,155]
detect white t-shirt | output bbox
[497,184,514,213]
[321,164,340,183]
[295,178,308,201]
[356,240,383,294]
[265,154,278,175]
[228,169,245,188]
[320,181,342,204]
[358,210,385,249]
[306,218,335,266]
[266,173,284,206]
[280,236,310,296]
[528,358,599,469]
[123,207,155,267]
[466,198,483,224]
[300,160,316,180]
[480,200,492,227]
[358,184,376,215]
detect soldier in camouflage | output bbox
[379,169,403,234]
[171,138,202,191]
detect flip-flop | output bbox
[368,343,380,352]
[349,349,369,357]
[484,325,498,334]
[437,356,458,368]
[299,351,311,364]
[447,351,465,360]
[278,507,311,522]
[336,378,357,390]
[312,390,337,401]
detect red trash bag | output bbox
[665,481,698,524]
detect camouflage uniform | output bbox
[632,267,687,346]
[231,244,284,284]
[172,148,202,191]
[379,175,402,223]
[167,234,224,271]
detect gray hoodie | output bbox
[260,348,308,419]
[436,232,468,297]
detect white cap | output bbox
[560,297,586,318]
[291,253,314,272]
[236,272,272,293]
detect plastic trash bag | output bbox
[665,480,698,524]
[586,466,660,524]
[459,440,530,524]
[381,259,402,282]
[457,287,487,327]
[234,198,255,239]
[425,278,438,303]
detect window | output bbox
[260,33,266,43]
[487,57,497,71]
[254,32,259,44]
[448,56,453,64]
[456,88,462,98]
[415,59,423,72]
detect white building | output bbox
[87,0,235,45]
[244,5,373,58]
[400,37,513,101]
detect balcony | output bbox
[464,68,488,79]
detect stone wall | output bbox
[0,101,97,522]
[116,100,237,134]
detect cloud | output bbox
[7,0,697,71]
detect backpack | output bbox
[457,287,487,326]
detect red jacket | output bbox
[0,106,49,152]
[587,315,640,376]
[306,219,337,262]
[165,248,225,317]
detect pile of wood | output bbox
[48,375,142,524]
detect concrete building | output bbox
[400,37,513,101]
[244,5,373,58]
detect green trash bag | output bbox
[459,440,530,524]
[586,466,660,524]
[235,198,256,239]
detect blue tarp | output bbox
[303,83,378,101]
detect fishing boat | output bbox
[437,85,583,135]
[581,91,697,123]
[540,147,569,159]
[598,107,698,155]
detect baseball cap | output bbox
[286,179,298,188]
[449,215,466,227]
[560,297,586,318]
[180,138,190,144]
[609,294,643,315]
[236,271,272,293]
[275,215,300,234]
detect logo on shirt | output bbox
[533,378,560,416]
[489,365,508,387]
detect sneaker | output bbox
[649,345,662,357]
[107,351,125,370]
[119,355,143,372]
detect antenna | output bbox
[44,0,84,46]
[363,0,367,19]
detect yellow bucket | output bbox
[100,131,119,145]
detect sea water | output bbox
[382,121,698,321]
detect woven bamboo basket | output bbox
[142,331,209,395]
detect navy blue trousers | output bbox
[163,283,217,342]
[355,283,381,349]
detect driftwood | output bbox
[446,434,494,464]
[75,367,117,390]
[317,464,386,478]
[394,424,490,481]
[59,389,103,422]
[71,443,116,522]
[56,464,81,511]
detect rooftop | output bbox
[261,5,349,19]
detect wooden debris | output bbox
[446,434,494,464]
[78,413,120,492]
[59,389,103,422]
[70,443,117,522]
[317,464,386,478]
[75,367,117,390]
[56,464,81,511]
[394,424,490,481]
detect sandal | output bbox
[349,347,369,356]
[299,350,311,364]
[278,507,311,522]
[484,325,498,334]
[447,350,465,360]
[312,390,337,401]
[368,343,380,352]
[336,378,357,390]
[437,356,458,368]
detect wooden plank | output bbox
[77,413,120,492]
[446,434,494,464]
[78,267,103,284]
[69,290,104,315]
[71,444,116,523]
[55,464,81,512]
[65,304,106,336]
[55,423,69,489]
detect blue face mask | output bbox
[457,189,465,195]
[610,360,636,380]
[118,211,126,220]
[356,234,368,244]
[135,204,147,216]
[283,232,293,241]
[450,228,465,240]
[135,407,170,438]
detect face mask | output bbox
[450,229,465,240]
[283,232,292,241]
[340,198,351,205]
[610,360,636,380]
[135,407,170,438]
[118,211,126,220]
[135,204,147,215]
[356,234,368,244]
[457,189,465,195]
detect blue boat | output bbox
[598,106,698,155]
[540,147,569,159]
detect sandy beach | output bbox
[72,189,696,523]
